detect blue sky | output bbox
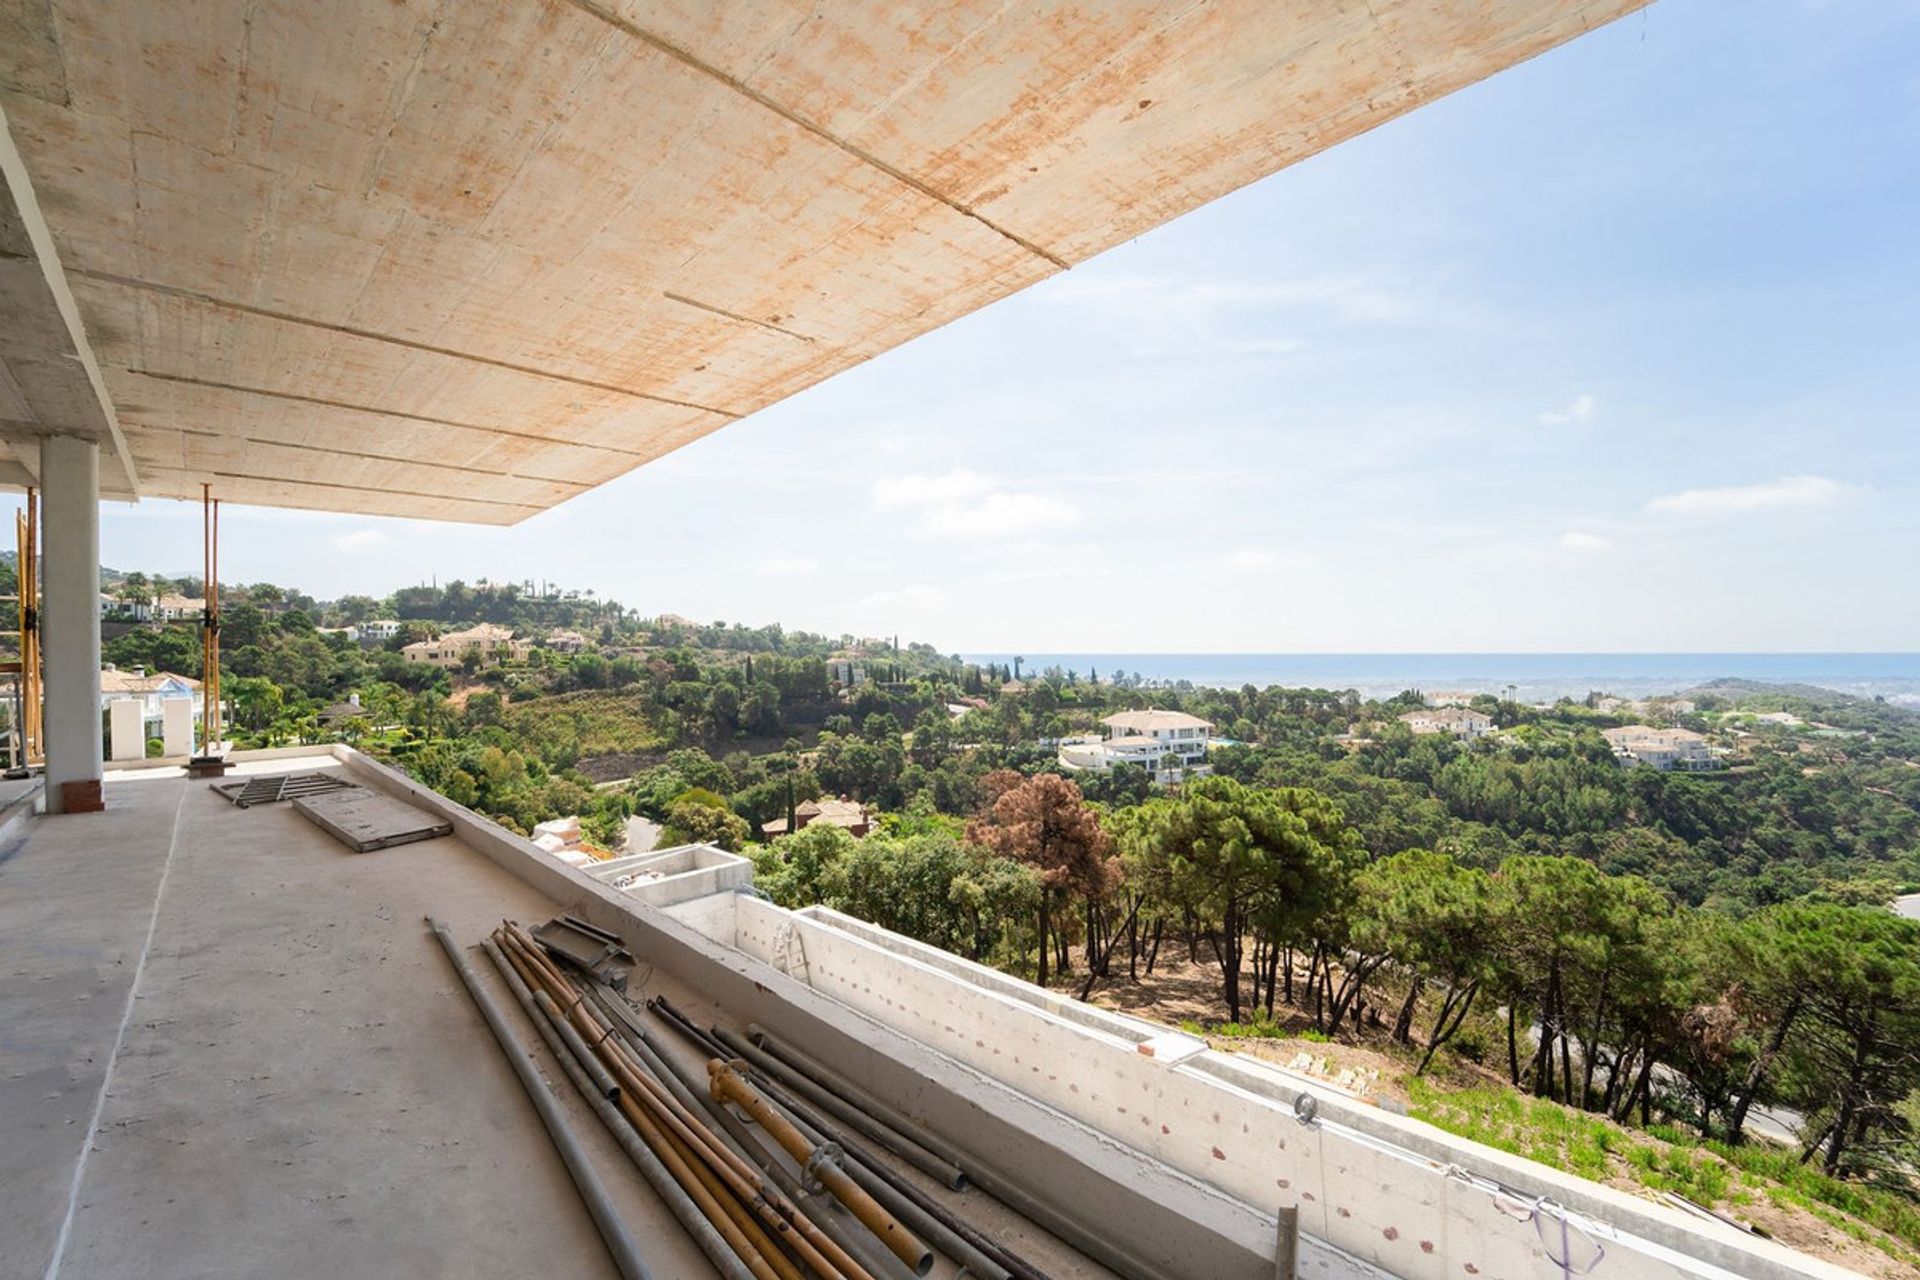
[93,3,1920,652]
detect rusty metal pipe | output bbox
[642,1097,806,1280]
[494,933,792,1280]
[748,1025,975,1181]
[711,1060,934,1277]
[565,1000,855,1280]
[424,920,656,1280]
[713,1026,965,1191]
[761,1094,1020,1280]
[481,938,758,1280]
[647,998,1042,1280]
[585,987,918,1280]
[536,989,622,1102]
[504,927,868,1280]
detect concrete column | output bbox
[107,698,144,761]
[41,434,102,813]
[161,696,192,757]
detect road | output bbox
[624,815,661,856]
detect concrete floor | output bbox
[2,759,1113,1280]
[0,761,718,1280]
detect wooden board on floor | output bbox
[292,788,452,853]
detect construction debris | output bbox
[531,915,637,992]
[422,915,1099,1280]
[293,787,451,852]
[209,771,356,808]
[426,918,657,1280]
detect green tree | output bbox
[1156,776,1356,1023]
[661,794,751,852]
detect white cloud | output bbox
[1229,549,1276,568]
[1645,474,1848,516]
[1539,395,1596,425]
[1559,531,1609,551]
[331,528,388,552]
[860,583,945,610]
[757,557,819,577]
[872,468,1078,538]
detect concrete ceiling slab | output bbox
[0,0,1645,524]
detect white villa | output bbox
[1057,709,1213,785]
[360,619,404,643]
[1400,706,1494,739]
[1603,725,1719,772]
[98,665,208,758]
[402,622,532,669]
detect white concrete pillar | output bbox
[107,698,144,761]
[41,434,103,813]
[161,696,192,757]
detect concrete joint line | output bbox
[662,292,817,343]
[563,0,1071,271]
[42,781,191,1280]
[154,422,594,490]
[154,464,543,515]
[69,268,740,420]
[123,370,651,460]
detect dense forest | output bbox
[84,569,1920,1216]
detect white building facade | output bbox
[1058,709,1213,784]
[1603,725,1719,771]
[1400,707,1494,739]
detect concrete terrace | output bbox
[0,756,1113,1280]
[2,748,1867,1280]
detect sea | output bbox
[957,653,1920,707]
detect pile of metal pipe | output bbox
[435,914,1125,1280]
[485,920,938,1280]
[426,918,657,1280]
[648,996,1052,1280]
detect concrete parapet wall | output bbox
[330,747,1292,1279]
[331,747,1859,1280]
[731,905,1855,1280]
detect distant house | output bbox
[1058,709,1213,785]
[546,628,588,654]
[111,592,200,623]
[360,619,403,643]
[402,622,531,669]
[1752,711,1804,728]
[316,693,370,729]
[149,592,202,623]
[1400,707,1493,739]
[99,666,202,739]
[762,797,873,838]
[1423,690,1479,708]
[316,624,361,644]
[1603,725,1718,771]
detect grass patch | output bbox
[1406,1078,1920,1270]
[1179,1012,1319,1041]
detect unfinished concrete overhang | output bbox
[0,98,135,498]
[0,1,1645,524]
